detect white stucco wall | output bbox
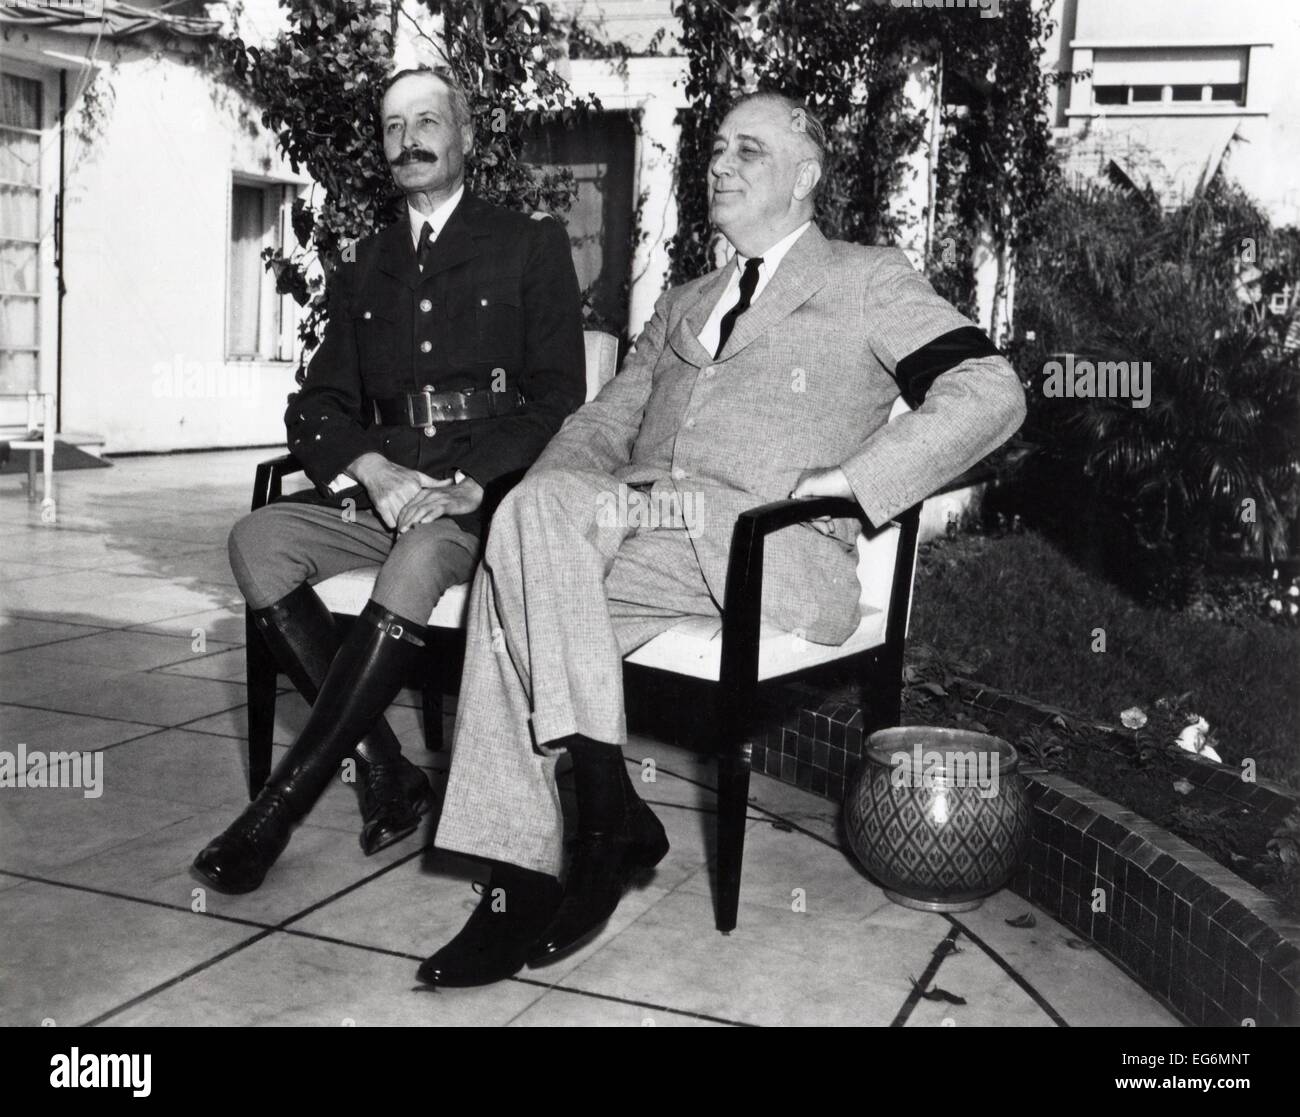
[59,44,307,452]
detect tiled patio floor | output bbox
[0,451,1179,1026]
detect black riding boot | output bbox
[250,584,431,854]
[193,602,431,893]
[527,737,668,966]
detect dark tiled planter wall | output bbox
[624,670,1300,1027]
[749,685,866,802]
[1016,769,1300,1027]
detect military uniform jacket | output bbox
[285,192,586,535]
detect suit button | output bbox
[480,297,489,307]
[672,467,687,481]
[420,340,432,353]
[702,366,715,379]
[685,417,696,429]
[419,299,433,313]
[424,425,438,438]
[363,311,372,320]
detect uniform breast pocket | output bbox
[475,276,523,362]
[351,305,402,374]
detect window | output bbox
[1090,47,1249,109]
[227,180,295,360]
[0,72,42,394]
[1211,83,1246,104]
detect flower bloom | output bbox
[1175,717,1217,762]
[1120,707,1148,730]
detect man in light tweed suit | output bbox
[418,92,1027,986]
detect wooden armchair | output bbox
[243,333,920,932]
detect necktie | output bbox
[714,256,764,359]
[416,221,435,273]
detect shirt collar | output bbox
[733,220,812,278]
[408,183,465,249]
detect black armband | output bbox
[895,326,1001,407]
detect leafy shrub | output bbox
[1007,175,1300,604]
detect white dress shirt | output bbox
[408,183,465,257]
[697,220,812,357]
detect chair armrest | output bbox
[718,496,920,694]
[252,453,305,511]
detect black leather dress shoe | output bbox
[527,799,668,966]
[417,871,563,988]
[359,757,432,855]
[193,788,295,894]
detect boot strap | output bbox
[258,600,427,648]
[374,617,426,648]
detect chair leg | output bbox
[715,737,753,933]
[861,648,902,736]
[245,608,278,799]
[421,686,444,752]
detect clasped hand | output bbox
[348,453,484,533]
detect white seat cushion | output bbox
[313,567,470,628]
[310,519,904,681]
[624,606,887,682]
[626,522,900,681]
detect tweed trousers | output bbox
[434,467,718,876]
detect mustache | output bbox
[391,148,438,167]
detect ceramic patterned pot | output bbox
[844,726,1031,912]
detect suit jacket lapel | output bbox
[419,194,483,282]
[668,266,731,368]
[375,221,419,290]
[716,223,831,361]
[374,191,486,290]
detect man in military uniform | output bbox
[192,66,585,894]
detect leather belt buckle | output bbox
[410,385,437,438]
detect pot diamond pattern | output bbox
[846,734,1031,908]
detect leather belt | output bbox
[374,387,525,436]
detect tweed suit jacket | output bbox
[532,223,1026,645]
